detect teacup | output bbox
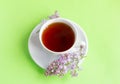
[39,18,80,55]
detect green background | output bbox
[0,0,120,84]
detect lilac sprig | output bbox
[45,42,86,77]
[48,11,60,19]
[45,53,81,77]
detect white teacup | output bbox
[39,18,80,55]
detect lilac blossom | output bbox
[45,42,86,77]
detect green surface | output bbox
[0,0,120,84]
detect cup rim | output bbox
[39,18,77,54]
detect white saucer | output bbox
[28,20,88,69]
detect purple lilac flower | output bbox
[45,43,86,77]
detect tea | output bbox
[42,22,75,52]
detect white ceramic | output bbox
[28,19,88,69]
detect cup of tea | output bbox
[39,18,79,55]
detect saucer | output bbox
[28,20,88,69]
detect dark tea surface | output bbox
[42,22,75,52]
